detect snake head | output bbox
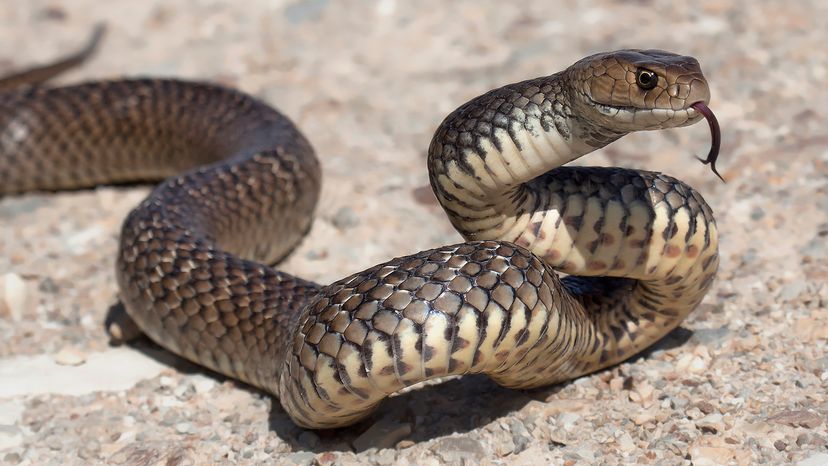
[567,49,723,181]
[567,49,711,132]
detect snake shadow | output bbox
[105,303,693,453]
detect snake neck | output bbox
[427,75,719,377]
[427,74,627,242]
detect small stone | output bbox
[330,206,359,230]
[316,451,337,465]
[695,401,717,415]
[174,382,196,401]
[286,451,316,465]
[0,273,29,321]
[159,376,177,389]
[434,437,487,463]
[796,432,828,447]
[54,347,87,366]
[675,353,693,372]
[768,410,823,429]
[38,277,59,294]
[615,431,636,452]
[557,412,580,430]
[749,206,765,221]
[494,436,515,457]
[3,453,21,464]
[396,440,415,449]
[352,417,412,451]
[773,440,786,451]
[630,381,655,405]
[175,422,194,434]
[696,414,725,434]
[778,281,807,302]
[106,305,143,343]
[801,237,827,262]
[509,419,531,454]
[798,453,828,466]
[689,445,736,465]
[633,411,656,426]
[190,374,217,394]
[689,356,708,373]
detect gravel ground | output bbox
[1,1,826,465]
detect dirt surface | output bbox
[1,0,826,464]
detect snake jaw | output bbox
[690,101,724,182]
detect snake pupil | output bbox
[636,69,658,90]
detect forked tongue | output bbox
[690,102,723,182]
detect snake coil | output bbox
[0,31,720,428]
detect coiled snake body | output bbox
[0,34,720,428]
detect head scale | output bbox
[566,49,711,131]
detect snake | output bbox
[0,28,721,429]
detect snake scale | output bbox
[0,29,721,429]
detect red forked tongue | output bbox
[690,101,724,182]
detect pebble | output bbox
[633,411,656,426]
[396,440,415,449]
[174,382,196,401]
[688,445,737,465]
[615,431,636,453]
[509,419,531,453]
[778,281,807,301]
[768,410,823,429]
[189,374,217,394]
[286,451,317,465]
[330,206,360,230]
[675,353,708,374]
[694,401,717,415]
[54,347,87,366]
[800,237,826,261]
[695,413,725,434]
[0,273,28,321]
[557,412,581,430]
[434,437,487,463]
[175,422,194,434]
[796,433,827,448]
[159,375,177,389]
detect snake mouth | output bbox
[690,101,723,182]
[588,95,699,123]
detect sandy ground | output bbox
[0,0,826,464]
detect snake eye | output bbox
[636,69,658,90]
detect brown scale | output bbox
[2,30,721,429]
